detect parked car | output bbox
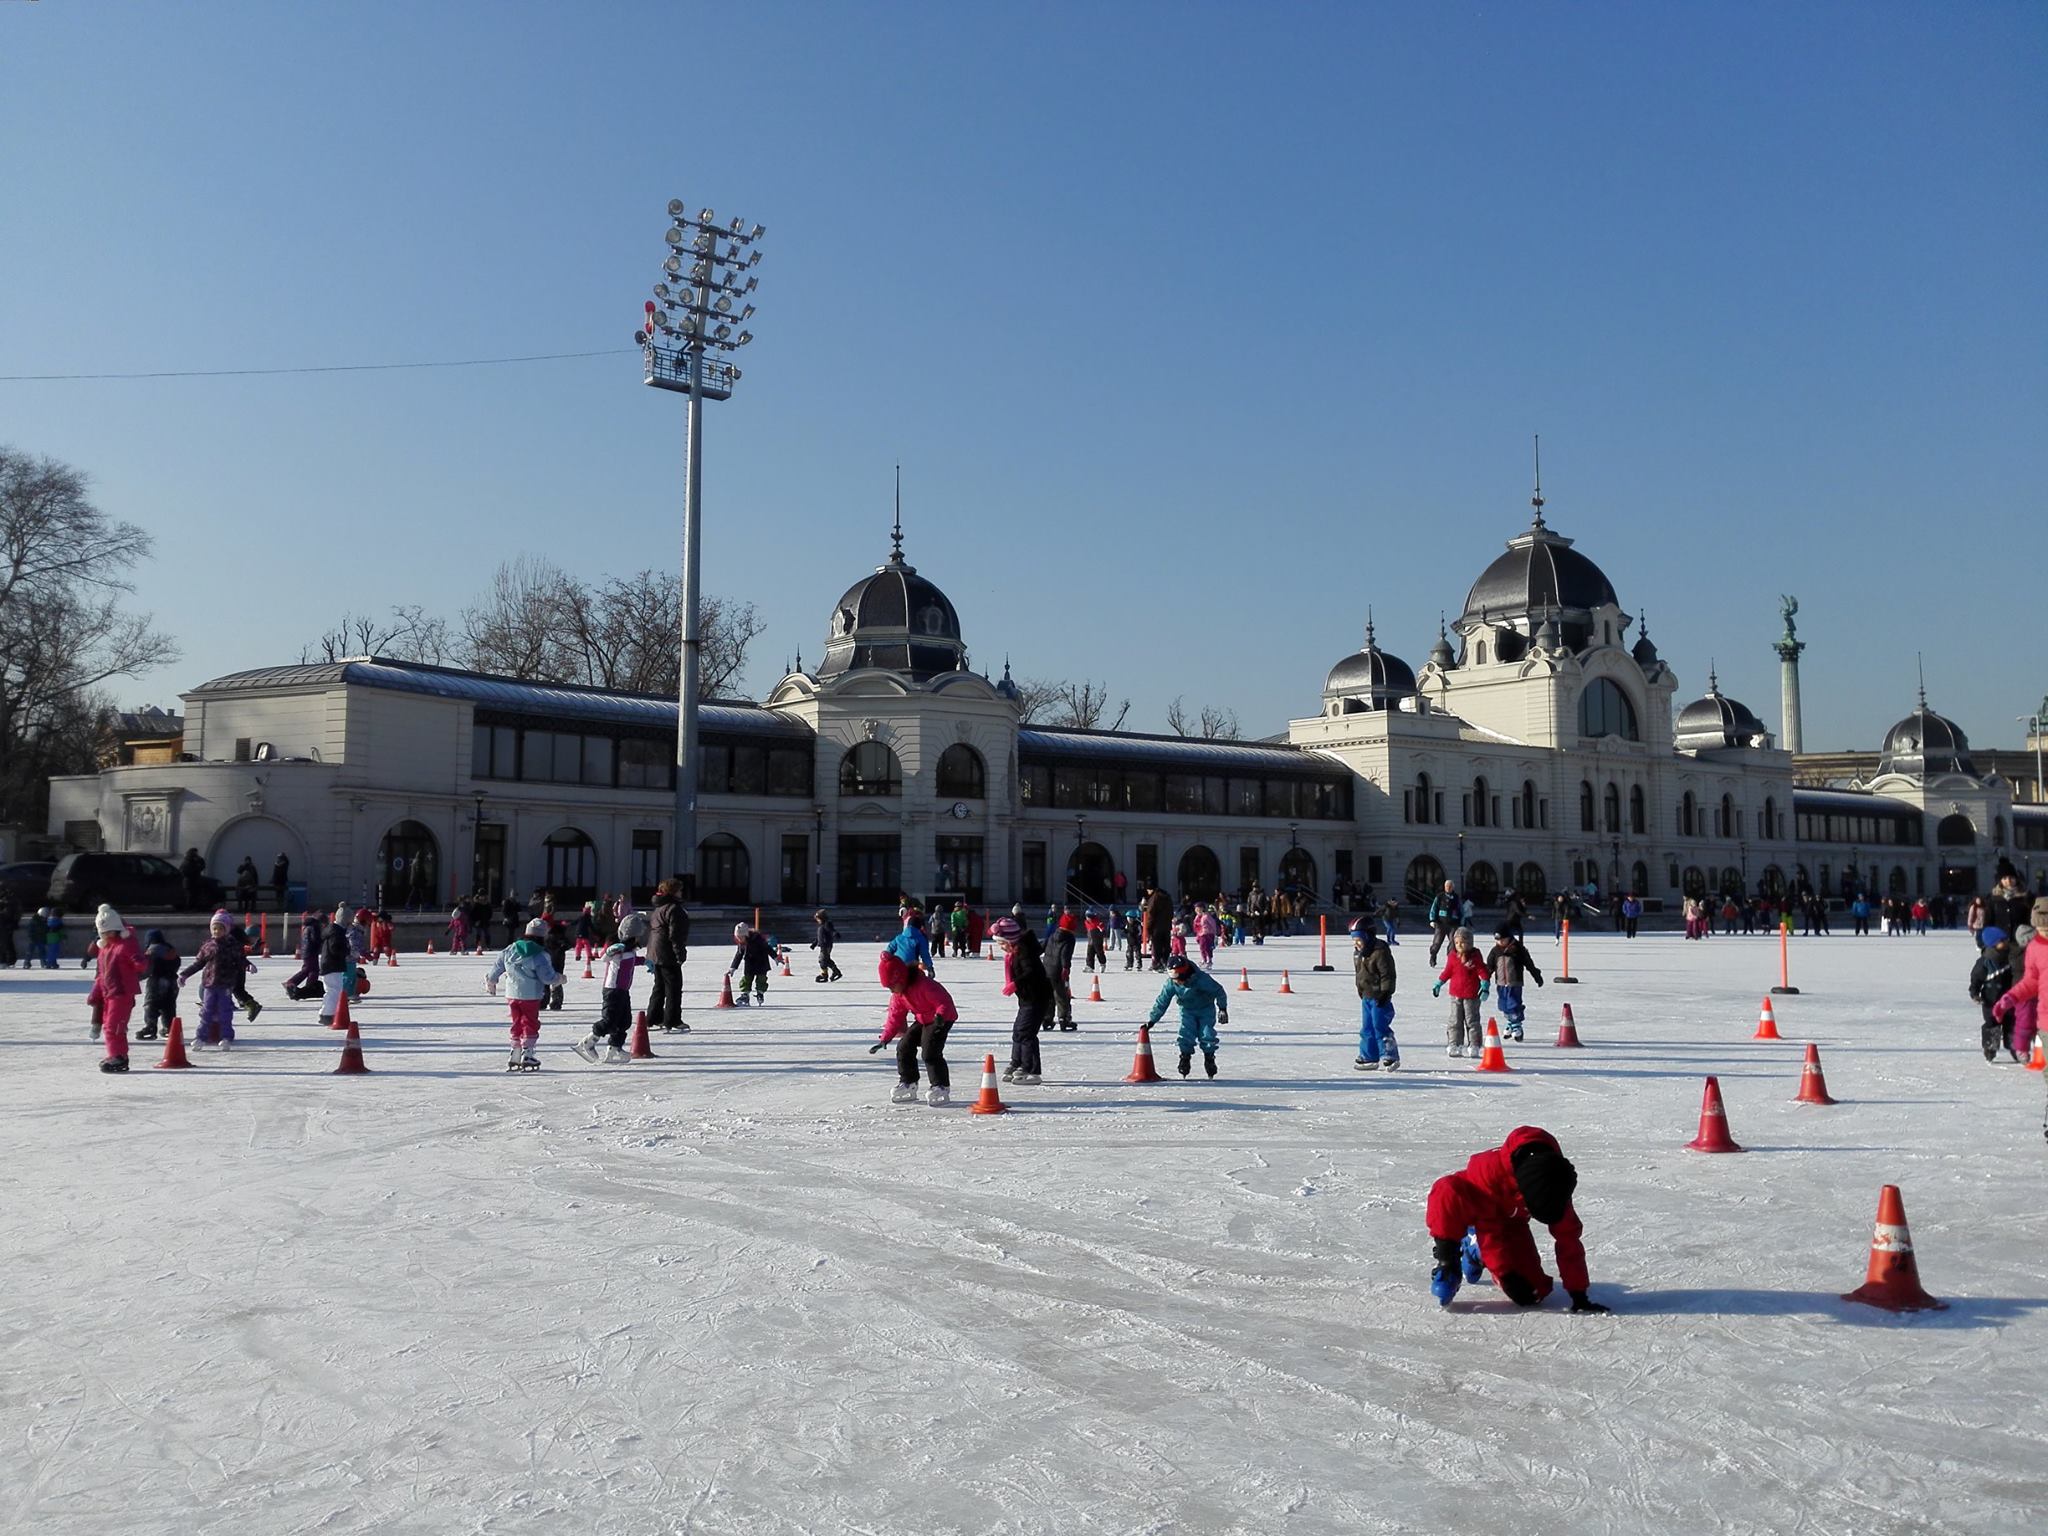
[47,852,223,914]
[0,860,55,909]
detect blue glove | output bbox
[1460,1230,1486,1284]
[1478,981,1490,1001]
[1431,981,1444,997]
[1430,1265,1462,1307]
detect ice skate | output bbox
[1430,1264,1462,1307]
[926,1084,950,1107]
[1460,1230,1487,1284]
[890,1081,920,1104]
[1381,1053,1400,1071]
[602,1045,630,1064]
[506,1047,524,1072]
[99,1056,129,1074]
[1177,1051,1192,1078]
[522,1046,541,1072]
[219,1038,232,1052]
[571,1035,600,1064]
[1203,1050,1217,1079]
[1504,1022,1522,1042]
[1446,1043,1461,1060]
[136,1023,158,1042]
[245,999,263,1023]
[1014,1072,1041,1086]
[1354,1056,1379,1071]
[1001,1065,1018,1082]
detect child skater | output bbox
[880,950,958,1105]
[139,928,179,1042]
[226,922,263,1022]
[992,916,1050,1085]
[447,902,469,956]
[727,922,774,1006]
[87,906,141,1073]
[811,909,844,982]
[1970,927,2018,1062]
[1432,926,1489,1058]
[1193,904,1220,968]
[1145,952,1231,1079]
[178,909,247,1051]
[487,917,562,1071]
[1426,1125,1608,1313]
[574,912,647,1064]
[1483,924,1544,1042]
[2007,925,2039,1063]
[40,905,65,968]
[1351,916,1401,1070]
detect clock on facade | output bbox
[949,801,970,819]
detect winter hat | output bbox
[1982,927,2009,948]
[1168,953,1197,975]
[2032,897,2048,933]
[143,928,165,948]
[1493,925,1514,941]
[877,950,909,990]
[988,917,1022,944]
[94,904,124,935]
[733,922,751,941]
[2015,925,2036,949]
[210,908,233,930]
[1453,926,1474,946]
[618,913,649,944]
[1510,1142,1578,1226]
[524,918,549,938]
[1059,912,1081,934]
[334,904,351,924]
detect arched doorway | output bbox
[376,820,440,911]
[1760,865,1786,899]
[1719,867,1743,897]
[1936,814,1975,848]
[1681,865,1707,900]
[1466,861,1499,906]
[1516,861,1548,901]
[208,815,313,910]
[1176,844,1221,902]
[1067,841,1116,906]
[1405,854,1447,905]
[1278,846,1316,898]
[697,834,751,904]
[1630,860,1650,897]
[541,827,597,906]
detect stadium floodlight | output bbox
[664,226,683,247]
[667,197,685,217]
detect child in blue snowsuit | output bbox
[40,907,64,968]
[1146,953,1230,1078]
[1483,927,1545,1042]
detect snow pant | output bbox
[285,956,318,995]
[598,988,631,1050]
[735,969,768,1001]
[1447,996,1482,1052]
[1382,918,1399,946]
[2009,1004,2039,1061]
[507,996,541,1049]
[1085,936,1107,971]
[101,993,134,1060]
[318,971,348,1021]
[1429,922,1455,965]
[1358,998,1398,1063]
[0,931,14,967]
[648,962,684,1029]
[1424,1182,1554,1304]
[816,942,842,981]
[1148,927,1171,969]
[1495,984,1526,1031]
[1051,971,1073,1028]
[546,983,564,1010]
[1010,996,1047,1074]
[43,939,61,968]
[143,984,176,1036]
[896,1014,953,1089]
[1124,937,1140,969]
[1174,1013,1220,1058]
[1624,918,1639,938]
[1197,937,1217,966]
[196,985,236,1045]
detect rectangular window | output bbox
[1462,793,1473,826]
[1203,777,1229,816]
[1124,773,1160,813]
[1264,780,1295,817]
[1053,767,1085,809]
[1403,789,1414,823]
[521,731,555,783]
[767,746,812,796]
[1136,843,1159,892]
[472,724,493,779]
[1434,791,1445,824]
[1233,779,1261,816]
[582,734,613,788]
[1022,842,1047,904]
[1163,774,1203,814]
[1020,764,1051,805]
[1335,849,1353,883]
[700,744,732,794]
[552,733,583,785]
[1240,846,1260,892]
[631,830,662,901]
[935,835,984,901]
[1491,794,1501,827]
[618,737,671,790]
[1367,855,1383,885]
[1086,773,1115,808]
[729,745,767,795]
[1539,799,1549,830]
[839,834,904,905]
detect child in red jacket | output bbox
[87,905,142,1073]
[1431,926,1489,1058]
[1426,1125,1608,1312]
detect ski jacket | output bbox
[1006,928,1053,1005]
[813,917,838,950]
[298,916,324,963]
[894,971,957,1028]
[319,922,353,973]
[729,931,774,977]
[1484,939,1544,989]
[487,938,561,1001]
[1041,926,1076,982]
[1992,935,2048,1020]
[646,896,690,966]
[1427,1125,1589,1293]
[180,936,248,991]
[87,931,141,1006]
[142,939,181,998]
[885,923,935,975]
[1146,968,1230,1031]
[1427,893,1460,927]
[599,943,642,993]
[1437,948,1487,1000]
[1353,939,1396,1003]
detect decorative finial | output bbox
[1638,610,1649,639]
[1916,652,1926,711]
[1364,605,1376,649]
[890,463,904,562]
[1001,654,1013,683]
[1530,434,1546,529]
[794,649,803,673]
[1438,610,1448,642]
[1708,659,1719,693]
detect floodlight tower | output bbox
[639,199,763,890]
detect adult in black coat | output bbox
[235,857,260,912]
[1042,911,1079,1030]
[271,853,291,911]
[180,848,206,910]
[645,882,692,1031]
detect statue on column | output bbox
[1778,595,1799,645]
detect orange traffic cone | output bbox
[1277,970,1294,994]
[1088,973,1103,1003]
[1237,966,1251,992]
[2027,1035,2046,1073]
[426,939,435,955]
[1842,1185,1946,1312]
[629,1009,657,1060]
[327,986,351,1028]
[780,950,794,978]
[1555,1003,1583,1048]
[1684,1075,1743,1152]
[259,914,271,958]
[1474,1016,1512,1072]
[154,1016,193,1070]
[386,949,398,968]
[1123,1025,1164,1083]
[333,1010,370,1075]
[1754,996,1783,1041]
[968,1053,1009,1115]
[582,954,596,980]
[715,973,735,1009]
[1794,1042,1838,1105]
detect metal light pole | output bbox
[640,198,764,893]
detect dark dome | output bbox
[1675,671,1770,750]
[1460,521,1619,626]
[815,537,967,682]
[1878,702,1976,779]
[1322,619,1417,707]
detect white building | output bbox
[47,509,2043,911]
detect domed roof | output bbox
[814,522,968,682]
[1675,667,1770,750]
[1322,616,1417,707]
[1460,514,1620,627]
[1877,696,1977,779]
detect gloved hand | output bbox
[1432,981,1444,997]
[1498,1271,1541,1307]
[1568,1289,1611,1314]
[1534,975,1546,987]
[1217,1012,1229,1027]
[1478,981,1490,1002]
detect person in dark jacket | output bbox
[1352,918,1400,1070]
[1427,881,1461,965]
[996,917,1051,1083]
[180,847,206,910]
[285,910,324,999]
[1043,910,1079,1030]
[0,891,18,969]
[1483,926,1546,1042]
[234,857,260,913]
[542,919,571,1011]
[1969,927,2019,1061]
[810,909,843,982]
[139,928,179,1042]
[270,853,290,911]
[1142,885,1173,971]
[645,880,691,1030]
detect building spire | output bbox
[1530,434,1546,530]
[1707,658,1719,693]
[1916,652,1927,711]
[890,463,904,563]
[1364,604,1376,649]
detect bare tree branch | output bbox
[1167,695,1240,739]
[1045,679,1130,731]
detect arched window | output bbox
[1630,860,1649,896]
[1578,678,1640,741]
[696,833,750,903]
[839,741,902,797]
[1681,865,1707,899]
[1467,861,1499,905]
[1720,867,1743,896]
[1520,780,1537,830]
[1579,781,1596,832]
[1603,783,1622,834]
[1679,792,1698,838]
[1472,776,1489,828]
[1414,772,1434,825]
[1762,797,1778,839]
[1760,865,1786,898]
[1890,865,1909,895]
[1629,785,1646,835]
[1279,846,1316,894]
[1067,842,1115,904]
[542,827,598,903]
[376,820,440,909]
[1936,814,1975,847]
[1405,854,1447,904]
[1516,862,1548,899]
[936,743,986,799]
[1176,844,1221,902]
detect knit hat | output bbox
[1059,912,1080,934]
[524,917,549,938]
[144,928,165,947]
[989,917,1022,944]
[877,950,909,990]
[1453,926,1474,946]
[2032,897,2048,933]
[1510,1141,1578,1226]
[2016,925,2037,949]
[210,908,232,930]
[94,904,124,935]
[1982,927,2009,948]
[334,904,350,924]
[1168,953,1197,975]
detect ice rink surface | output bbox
[2,928,2044,1535]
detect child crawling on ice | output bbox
[1426,1125,1609,1313]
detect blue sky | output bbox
[3,1,2042,750]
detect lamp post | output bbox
[1457,829,1466,887]
[1074,814,1087,905]
[640,199,764,897]
[470,790,485,900]
[812,803,825,905]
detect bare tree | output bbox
[0,448,179,825]
[300,604,452,665]
[1166,695,1242,739]
[1011,675,1065,725]
[1047,679,1130,732]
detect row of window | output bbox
[1794,808,1927,847]
[1016,763,1353,820]
[472,723,815,797]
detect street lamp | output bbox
[812,803,825,905]
[470,790,485,899]
[640,198,766,897]
[1457,830,1466,886]
[1073,814,1087,905]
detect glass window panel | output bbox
[1203,777,1228,816]
[582,734,612,787]
[521,731,554,782]
[768,747,812,796]
[1164,774,1203,814]
[701,744,732,793]
[730,745,766,795]
[1123,773,1160,812]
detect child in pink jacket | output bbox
[870,948,958,1052]
[1193,905,1220,966]
[87,905,142,1073]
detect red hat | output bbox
[1059,912,1080,934]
